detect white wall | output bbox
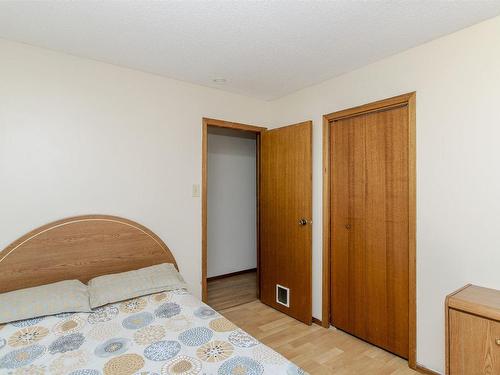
[207,128,257,278]
[0,38,271,300]
[268,15,500,373]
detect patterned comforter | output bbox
[0,289,306,374]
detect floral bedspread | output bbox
[0,289,306,374]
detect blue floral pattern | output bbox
[179,327,213,346]
[0,344,45,369]
[95,337,131,358]
[48,333,85,354]
[193,306,216,320]
[218,356,264,375]
[143,340,181,361]
[154,302,181,319]
[11,317,44,328]
[122,312,154,330]
[228,330,259,348]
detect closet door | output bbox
[330,105,409,358]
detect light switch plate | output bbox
[192,184,200,197]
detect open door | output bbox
[259,121,313,324]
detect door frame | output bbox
[201,117,267,303]
[321,93,416,368]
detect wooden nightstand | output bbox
[446,284,500,374]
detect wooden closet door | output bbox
[330,105,409,358]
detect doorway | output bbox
[202,118,264,311]
[202,118,313,324]
[322,93,416,368]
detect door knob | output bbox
[298,218,309,226]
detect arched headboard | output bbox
[0,215,178,293]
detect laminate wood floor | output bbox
[207,271,258,311]
[220,300,420,375]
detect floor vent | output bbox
[276,284,290,307]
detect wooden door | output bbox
[449,309,500,374]
[260,121,312,324]
[330,105,409,357]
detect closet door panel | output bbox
[331,115,367,336]
[364,111,389,348]
[364,107,409,356]
[350,116,368,338]
[330,118,352,330]
[384,107,409,357]
[330,105,409,359]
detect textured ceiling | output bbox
[0,1,499,100]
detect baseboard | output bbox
[207,268,257,282]
[416,364,441,375]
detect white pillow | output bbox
[0,280,91,324]
[88,263,187,308]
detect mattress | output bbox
[0,288,306,374]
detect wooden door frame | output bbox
[321,92,417,368]
[201,118,267,303]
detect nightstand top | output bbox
[447,284,500,321]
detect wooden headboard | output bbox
[0,215,178,293]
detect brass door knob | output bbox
[298,218,311,226]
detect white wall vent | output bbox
[276,284,290,307]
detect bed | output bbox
[0,215,306,375]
